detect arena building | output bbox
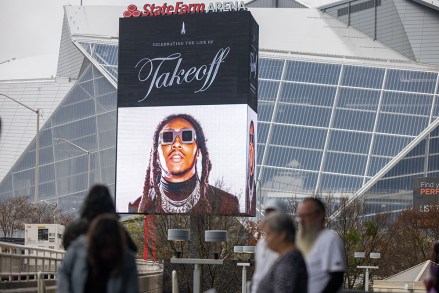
[1,0,439,217]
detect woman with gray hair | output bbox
[257,212,308,293]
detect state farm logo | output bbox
[123,1,246,17]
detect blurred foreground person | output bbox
[251,199,288,293]
[62,184,137,253]
[425,241,439,293]
[296,197,345,293]
[257,212,308,293]
[57,214,139,293]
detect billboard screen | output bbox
[413,177,439,213]
[116,11,258,216]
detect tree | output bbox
[124,213,257,292]
[0,196,75,239]
[0,195,34,238]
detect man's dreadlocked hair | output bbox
[140,114,212,214]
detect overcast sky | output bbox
[0,0,248,64]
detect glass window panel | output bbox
[385,69,437,94]
[258,123,270,143]
[431,125,439,138]
[284,61,341,85]
[275,104,332,127]
[39,164,55,184]
[257,144,265,165]
[12,168,35,195]
[259,81,280,101]
[367,156,391,176]
[258,102,275,122]
[52,116,98,154]
[428,154,439,172]
[337,88,380,111]
[279,83,336,107]
[341,66,385,89]
[328,131,371,154]
[270,125,327,149]
[100,148,116,185]
[319,174,362,192]
[95,91,117,114]
[39,181,56,199]
[406,140,426,157]
[430,137,439,154]
[52,98,96,127]
[260,166,318,192]
[372,135,413,157]
[434,95,439,118]
[369,175,417,193]
[265,146,322,171]
[377,113,428,136]
[57,191,86,213]
[96,111,117,150]
[333,109,376,131]
[259,58,284,80]
[94,75,117,97]
[383,157,424,178]
[324,152,367,175]
[381,92,433,116]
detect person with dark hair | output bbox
[57,214,139,293]
[257,212,308,293]
[246,120,256,215]
[296,197,345,293]
[62,184,137,252]
[425,241,439,293]
[129,113,239,215]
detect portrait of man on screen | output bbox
[128,113,240,215]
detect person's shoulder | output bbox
[321,229,342,243]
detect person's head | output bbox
[296,197,326,255]
[142,114,212,212]
[432,241,439,263]
[249,121,255,176]
[87,214,126,274]
[80,184,117,221]
[261,212,296,253]
[264,198,287,216]
[297,197,326,230]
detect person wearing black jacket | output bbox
[62,184,137,253]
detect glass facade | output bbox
[1,43,439,216]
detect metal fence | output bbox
[0,241,65,282]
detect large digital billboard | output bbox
[116,11,258,216]
[413,177,439,213]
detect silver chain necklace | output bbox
[160,180,201,213]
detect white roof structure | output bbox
[63,6,419,64]
[374,260,436,292]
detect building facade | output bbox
[1,2,439,217]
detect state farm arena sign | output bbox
[123,1,247,17]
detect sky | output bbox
[0,0,242,79]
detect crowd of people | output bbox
[252,198,345,293]
[57,184,438,293]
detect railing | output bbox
[0,242,65,282]
[0,242,164,293]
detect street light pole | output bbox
[0,93,40,204]
[54,138,90,191]
[355,252,381,291]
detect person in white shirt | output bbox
[251,199,288,293]
[296,197,345,293]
